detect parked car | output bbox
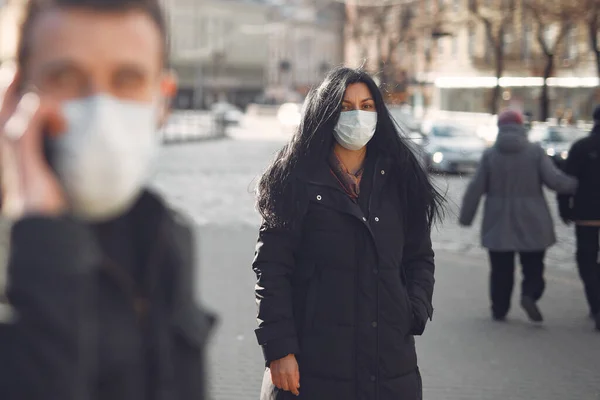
[210,102,244,126]
[528,124,587,169]
[424,123,486,174]
[389,106,423,135]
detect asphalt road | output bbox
[150,131,599,400]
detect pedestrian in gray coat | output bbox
[459,110,578,323]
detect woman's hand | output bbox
[270,354,300,396]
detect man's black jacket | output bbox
[0,191,215,400]
[558,126,600,221]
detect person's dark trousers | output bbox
[575,226,600,316]
[488,251,546,318]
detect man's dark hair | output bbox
[17,0,168,69]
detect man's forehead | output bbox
[27,7,162,70]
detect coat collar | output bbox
[298,153,392,191]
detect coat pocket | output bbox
[303,272,320,333]
[400,267,413,335]
[292,260,319,335]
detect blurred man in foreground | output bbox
[559,105,600,332]
[0,0,214,398]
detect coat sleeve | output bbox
[557,142,582,220]
[253,217,304,365]
[403,215,435,337]
[539,147,578,194]
[458,151,488,226]
[0,216,100,400]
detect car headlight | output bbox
[432,152,444,164]
[560,151,568,160]
[546,148,556,157]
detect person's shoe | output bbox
[521,296,543,323]
[492,310,507,322]
[492,314,507,322]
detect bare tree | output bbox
[524,0,580,121]
[345,0,447,104]
[346,1,417,88]
[584,0,600,82]
[468,0,518,115]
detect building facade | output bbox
[264,0,345,103]
[0,0,345,110]
[345,0,600,121]
[164,0,271,110]
[165,0,345,109]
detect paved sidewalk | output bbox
[196,225,600,400]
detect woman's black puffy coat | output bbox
[253,156,435,400]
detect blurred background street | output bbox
[150,117,599,400]
[2,0,600,398]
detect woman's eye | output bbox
[363,104,374,110]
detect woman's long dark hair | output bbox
[257,67,444,229]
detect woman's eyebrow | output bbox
[360,98,374,103]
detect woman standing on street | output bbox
[252,67,443,400]
[459,110,578,323]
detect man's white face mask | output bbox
[49,94,161,222]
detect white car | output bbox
[424,123,486,174]
[210,102,244,126]
[528,124,587,168]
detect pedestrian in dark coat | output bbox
[459,110,577,323]
[253,67,444,400]
[558,105,600,331]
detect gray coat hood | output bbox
[494,124,528,154]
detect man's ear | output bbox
[157,70,178,128]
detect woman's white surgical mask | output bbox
[49,94,160,222]
[333,110,378,151]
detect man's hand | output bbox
[0,75,67,218]
[270,354,300,396]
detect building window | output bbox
[408,39,416,54]
[523,29,532,61]
[452,35,458,56]
[504,29,514,53]
[468,24,475,58]
[484,37,491,64]
[172,9,195,53]
[564,26,578,60]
